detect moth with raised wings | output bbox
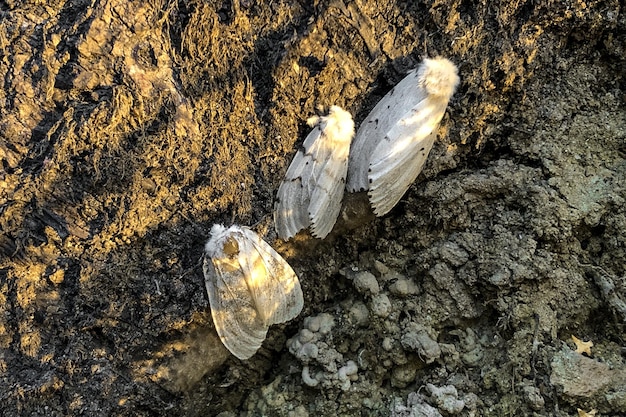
[203,224,304,360]
[346,57,460,216]
[274,106,355,240]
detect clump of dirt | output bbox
[0,0,624,416]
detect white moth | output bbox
[346,57,460,216]
[274,106,355,240]
[203,224,304,360]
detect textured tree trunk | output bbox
[1,0,624,415]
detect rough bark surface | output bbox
[1,0,625,415]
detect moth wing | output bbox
[275,107,354,240]
[238,227,304,326]
[307,152,349,238]
[274,125,327,240]
[347,70,427,193]
[307,107,354,238]
[368,96,448,216]
[203,226,303,360]
[274,151,312,240]
[203,248,268,360]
